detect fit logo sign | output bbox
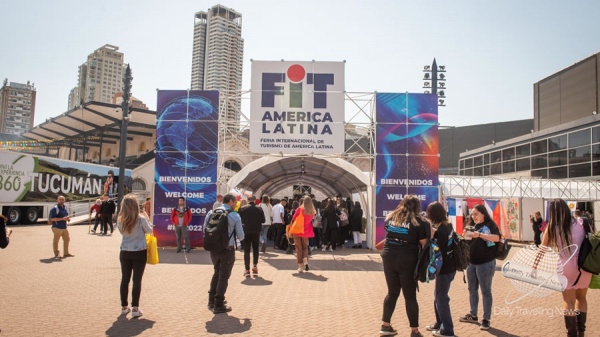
[250,61,345,154]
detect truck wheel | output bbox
[7,207,21,225]
[25,207,39,224]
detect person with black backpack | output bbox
[379,195,429,337]
[458,204,500,331]
[239,196,265,278]
[424,202,456,337]
[533,199,591,337]
[203,193,245,314]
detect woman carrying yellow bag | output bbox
[117,194,153,318]
[146,233,159,265]
[290,196,316,273]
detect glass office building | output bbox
[459,116,600,179]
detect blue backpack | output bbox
[415,237,443,283]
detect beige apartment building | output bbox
[0,79,36,135]
[68,44,125,110]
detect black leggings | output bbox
[382,252,419,327]
[120,250,147,307]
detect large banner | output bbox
[0,151,130,202]
[249,61,345,154]
[375,93,439,249]
[154,90,219,247]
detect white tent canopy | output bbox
[227,155,370,197]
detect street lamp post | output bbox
[117,64,132,214]
[422,58,446,107]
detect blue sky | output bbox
[1,0,599,127]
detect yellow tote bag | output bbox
[289,208,305,236]
[146,233,159,265]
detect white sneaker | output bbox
[328,248,334,252]
[121,307,131,315]
[322,247,327,252]
[131,308,143,317]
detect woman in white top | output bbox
[117,194,153,317]
[259,195,273,252]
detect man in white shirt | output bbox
[271,199,287,250]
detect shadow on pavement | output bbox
[205,314,252,334]
[39,257,62,264]
[156,249,213,265]
[293,272,328,282]
[241,276,273,286]
[105,315,155,337]
[486,327,521,337]
[262,255,382,272]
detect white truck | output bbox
[0,151,131,225]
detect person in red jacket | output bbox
[171,197,192,253]
[89,199,102,234]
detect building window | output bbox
[502,160,515,173]
[132,178,147,191]
[593,162,600,176]
[484,154,490,165]
[549,135,567,151]
[531,139,547,155]
[516,144,530,158]
[532,154,547,169]
[569,129,590,148]
[549,166,568,179]
[569,146,591,164]
[516,158,530,171]
[592,127,600,144]
[473,156,483,167]
[531,169,548,179]
[502,148,515,161]
[464,158,473,169]
[491,151,502,163]
[569,164,591,178]
[548,151,568,167]
[490,163,502,175]
[224,160,241,172]
[473,167,483,176]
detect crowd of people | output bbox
[379,196,593,337]
[17,191,593,336]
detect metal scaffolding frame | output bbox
[440,175,600,201]
[215,90,377,183]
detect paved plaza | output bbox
[1,223,599,337]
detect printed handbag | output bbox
[146,233,159,265]
[289,208,305,235]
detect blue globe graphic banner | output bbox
[154,90,219,247]
[375,93,439,249]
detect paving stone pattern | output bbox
[0,224,599,336]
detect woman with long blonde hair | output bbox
[290,195,316,272]
[117,194,153,317]
[380,195,429,337]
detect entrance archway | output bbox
[227,155,374,247]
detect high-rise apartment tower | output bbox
[69,44,125,110]
[191,5,244,126]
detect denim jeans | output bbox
[467,259,496,321]
[259,225,270,244]
[435,272,456,335]
[174,225,189,250]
